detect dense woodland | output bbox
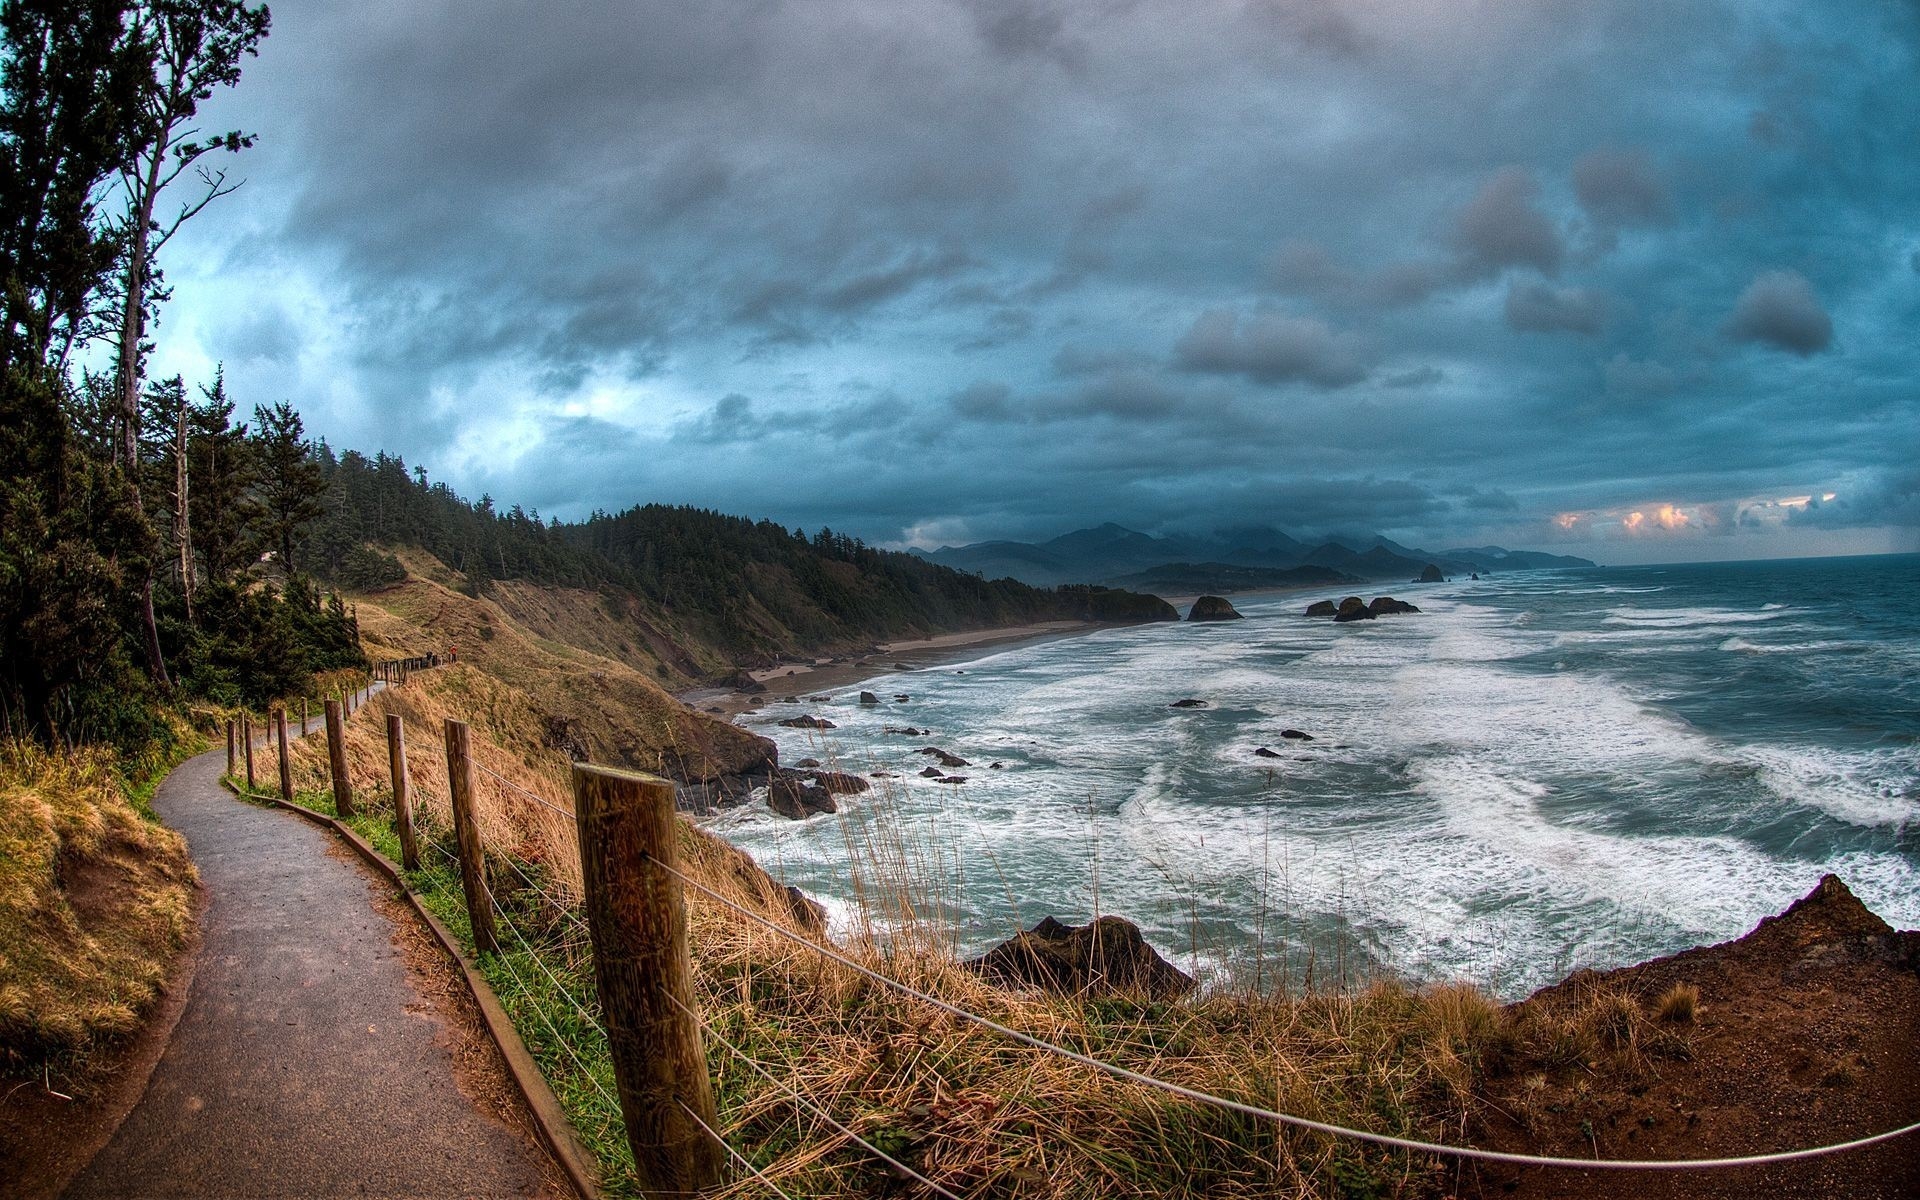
[301,448,1176,661]
[0,0,362,748]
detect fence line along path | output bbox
[66,711,559,1197]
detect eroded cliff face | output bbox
[1476,874,1920,1200]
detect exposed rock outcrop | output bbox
[965,916,1195,999]
[778,714,836,729]
[1186,595,1244,621]
[1304,600,1338,617]
[1368,596,1421,616]
[767,777,836,819]
[1333,596,1374,622]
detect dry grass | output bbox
[1655,981,1698,1024]
[275,667,1535,1198]
[0,738,198,1078]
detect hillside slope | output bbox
[351,554,772,783]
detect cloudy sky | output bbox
[151,0,1919,563]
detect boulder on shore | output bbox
[725,669,767,694]
[1368,596,1421,616]
[1332,596,1375,623]
[778,714,837,729]
[964,915,1195,999]
[1187,595,1244,622]
[784,886,827,932]
[767,777,837,819]
[1304,600,1338,617]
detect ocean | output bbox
[705,554,1920,998]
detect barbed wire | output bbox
[653,857,1920,1173]
[664,991,965,1200]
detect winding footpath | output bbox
[67,707,557,1198]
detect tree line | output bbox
[1,0,362,749]
[296,449,1176,664]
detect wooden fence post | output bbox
[572,762,721,1194]
[226,718,236,776]
[324,699,356,817]
[443,719,498,955]
[242,714,255,791]
[388,714,418,871]
[275,708,293,803]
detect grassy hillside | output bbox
[351,555,773,781]
[304,449,1175,681]
[0,734,201,1080]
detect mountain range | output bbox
[914,523,1596,590]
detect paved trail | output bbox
[68,723,556,1198]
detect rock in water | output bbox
[1333,596,1375,623]
[935,751,970,768]
[919,765,946,778]
[794,757,821,768]
[778,714,837,729]
[1368,596,1421,616]
[859,691,879,705]
[1280,728,1314,741]
[1169,698,1208,709]
[767,777,837,819]
[1304,600,1338,617]
[965,915,1195,999]
[1253,746,1282,758]
[1416,562,1445,583]
[1187,595,1244,621]
[805,770,870,795]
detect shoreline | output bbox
[675,582,1388,722]
[678,619,1118,719]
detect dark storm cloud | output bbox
[1453,168,1565,278]
[1724,270,1834,356]
[1504,282,1609,336]
[1174,308,1367,387]
[152,0,1920,556]
[1572,147,1674,229]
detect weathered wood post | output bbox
[242,714,255,791]
[301,697,309,735]
[226,718,236,776]
[572,762,721,1194]
[387,713,419,871]
[442,719,498,955]
[324,699,356,817]
[275,708,293,803]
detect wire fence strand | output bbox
[678,1098,800,1200]
[653,857,1920,1174]
[665,991,966,1200]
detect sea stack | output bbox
[1187,595,1243,621]
[1416,563,1445,583]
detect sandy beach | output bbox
[676,619,1108,719]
